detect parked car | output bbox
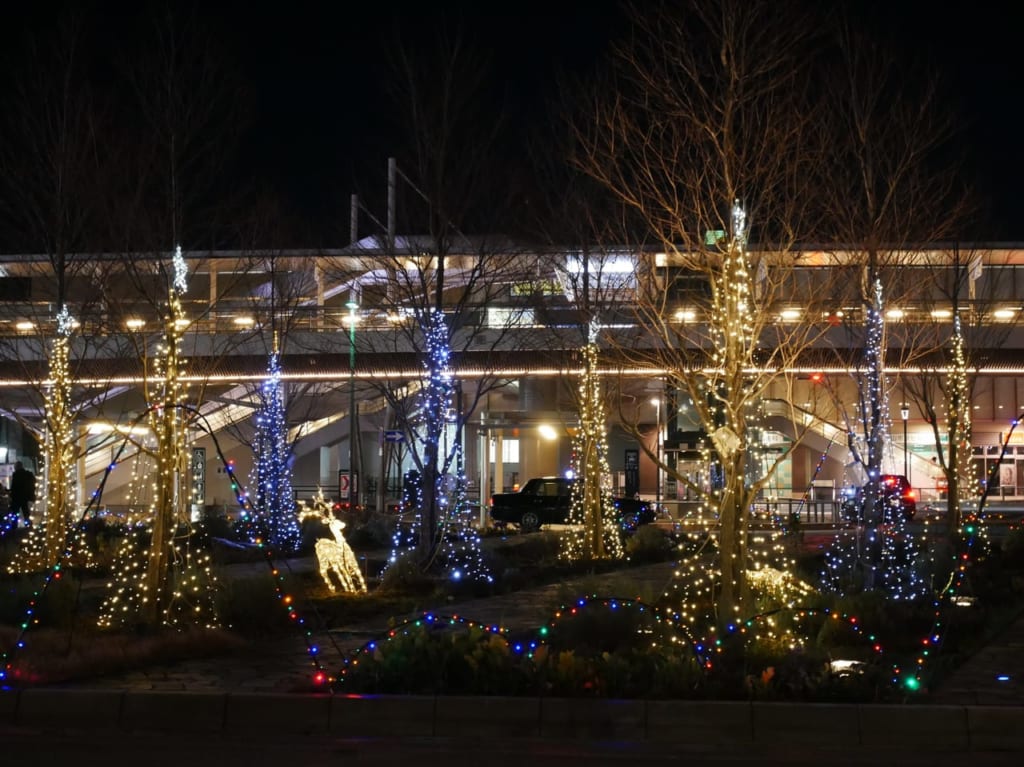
[840,474,917,524]
[489,476,656,533]
[614,496,658,532]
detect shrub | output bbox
[1001,529,1024,569]
[337,623,529,696]
[216,574,299,636]
[0,624,246,686]
[378,555,436,596]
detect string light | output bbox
[97,247,218,630]
[7,306,91,574]
[298,490,367,593]
[821,278,927,600]
[242,351,301,553]
[561,339,624,561]
[387,310,490,583]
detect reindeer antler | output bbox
[297,487,334,524]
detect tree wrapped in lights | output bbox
[392,309,490,582]
[848,277,890,524]
[561,335,624,562]
[7,306,91,574]
[244,349,301,554]
[822,277,927,598]
[571,0,837,627]
[912,278,981,537]
[98,247,218,630]
[944,314,977,530]
[317,42,531,580]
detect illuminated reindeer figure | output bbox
[297,490,367,594]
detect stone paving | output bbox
[929,609,1024,705]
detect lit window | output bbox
[489,438,519,463]
[993,308,1017,320]
[487,307,534,328]
[885,309,904,320]
[15,320,35,331]
[233,316,255,327]
[931,309,952,319]
[125,318,146,329]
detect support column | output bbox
[479,429,489,527]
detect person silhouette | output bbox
[10,461,36,525]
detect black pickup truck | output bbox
[489,476,655,533]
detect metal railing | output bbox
[659,498,842,527]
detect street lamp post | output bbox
[900,405,910,481]
[347,286,361,508]
[651,397,661,511]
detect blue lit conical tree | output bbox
[248,348,301,554]
[394,309,489,582]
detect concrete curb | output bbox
[2,689,1023,750]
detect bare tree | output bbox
[905,246,1017,536]
[815,10,973,526]
[572,0,834,622]
[796,7,977,598]
[519,89,642,561]
[312,27,533,577]
[80,9,256,629]
[0,15,117,569]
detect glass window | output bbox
[489,438,519,463]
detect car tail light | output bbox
[904,489,916,501]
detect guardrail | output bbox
[659,498,842,526]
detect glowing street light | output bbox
[651,396,662,511]
[900,405,910,480]
[346,285,361,508]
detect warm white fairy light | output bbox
[654,201,826,650]
[561,341,624,561]
[298,491,367,593]
[949,313,978,518]
[7,307,92,574]
[98,248,218,630]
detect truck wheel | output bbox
[520,511,541,532]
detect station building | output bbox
[1,240,1023,521]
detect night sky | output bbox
[2,0,1023,244]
